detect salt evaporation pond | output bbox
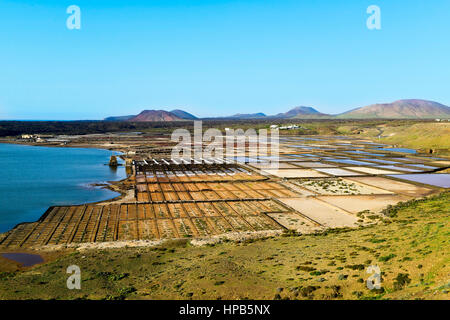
[387,174,450,188]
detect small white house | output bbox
[279,124,300,130]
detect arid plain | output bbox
[0,120,448,300]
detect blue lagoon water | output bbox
[0,252,44,267]
[327,159,373,166]
[0,144,125,232]
[383,147,417,154]
[387,174,450,188]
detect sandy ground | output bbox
[261,169,328,178]
[344,166,402,175]
[317,194,411,214]
[279,198,359,228]
[267,212,320,233]
[346,176,435,197]
[291,178,393,195]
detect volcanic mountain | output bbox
[170,109,198,120]
[275,106,330,118]
[337,99,450,119]
[104,115,135,121]
[229,112,267,119]
[128,110,184,122]
[105,109,197,121]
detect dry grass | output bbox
[0,192,448,300]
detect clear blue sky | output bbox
[1,0,449,120]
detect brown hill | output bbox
[170,109,198,120]
[274,106,330,118]
[128,110,183,122]
[337,99,450,119]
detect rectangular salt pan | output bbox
[315,168,363,176]
[382,147,417,154]
[361,158,399,165]
[327,159,374,166]
[387,174,450,188]
[375,165,422,172]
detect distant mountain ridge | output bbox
[337,99,450,119]
[128,110,183,122]
[170,109,198,120]
[104,115,135,121]
[104,99,450,121]
[274,106,330,118]
[229,112,267,119]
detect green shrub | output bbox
[393,273,411,290]
[345,264,365,270]
[378,254,396,262]
[296,266,316,272]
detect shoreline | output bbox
[0,139,126,153]
[0,143,130,235]
[1,134,448,249]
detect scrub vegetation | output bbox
[337,122,450,154]
[0,192,448,300]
